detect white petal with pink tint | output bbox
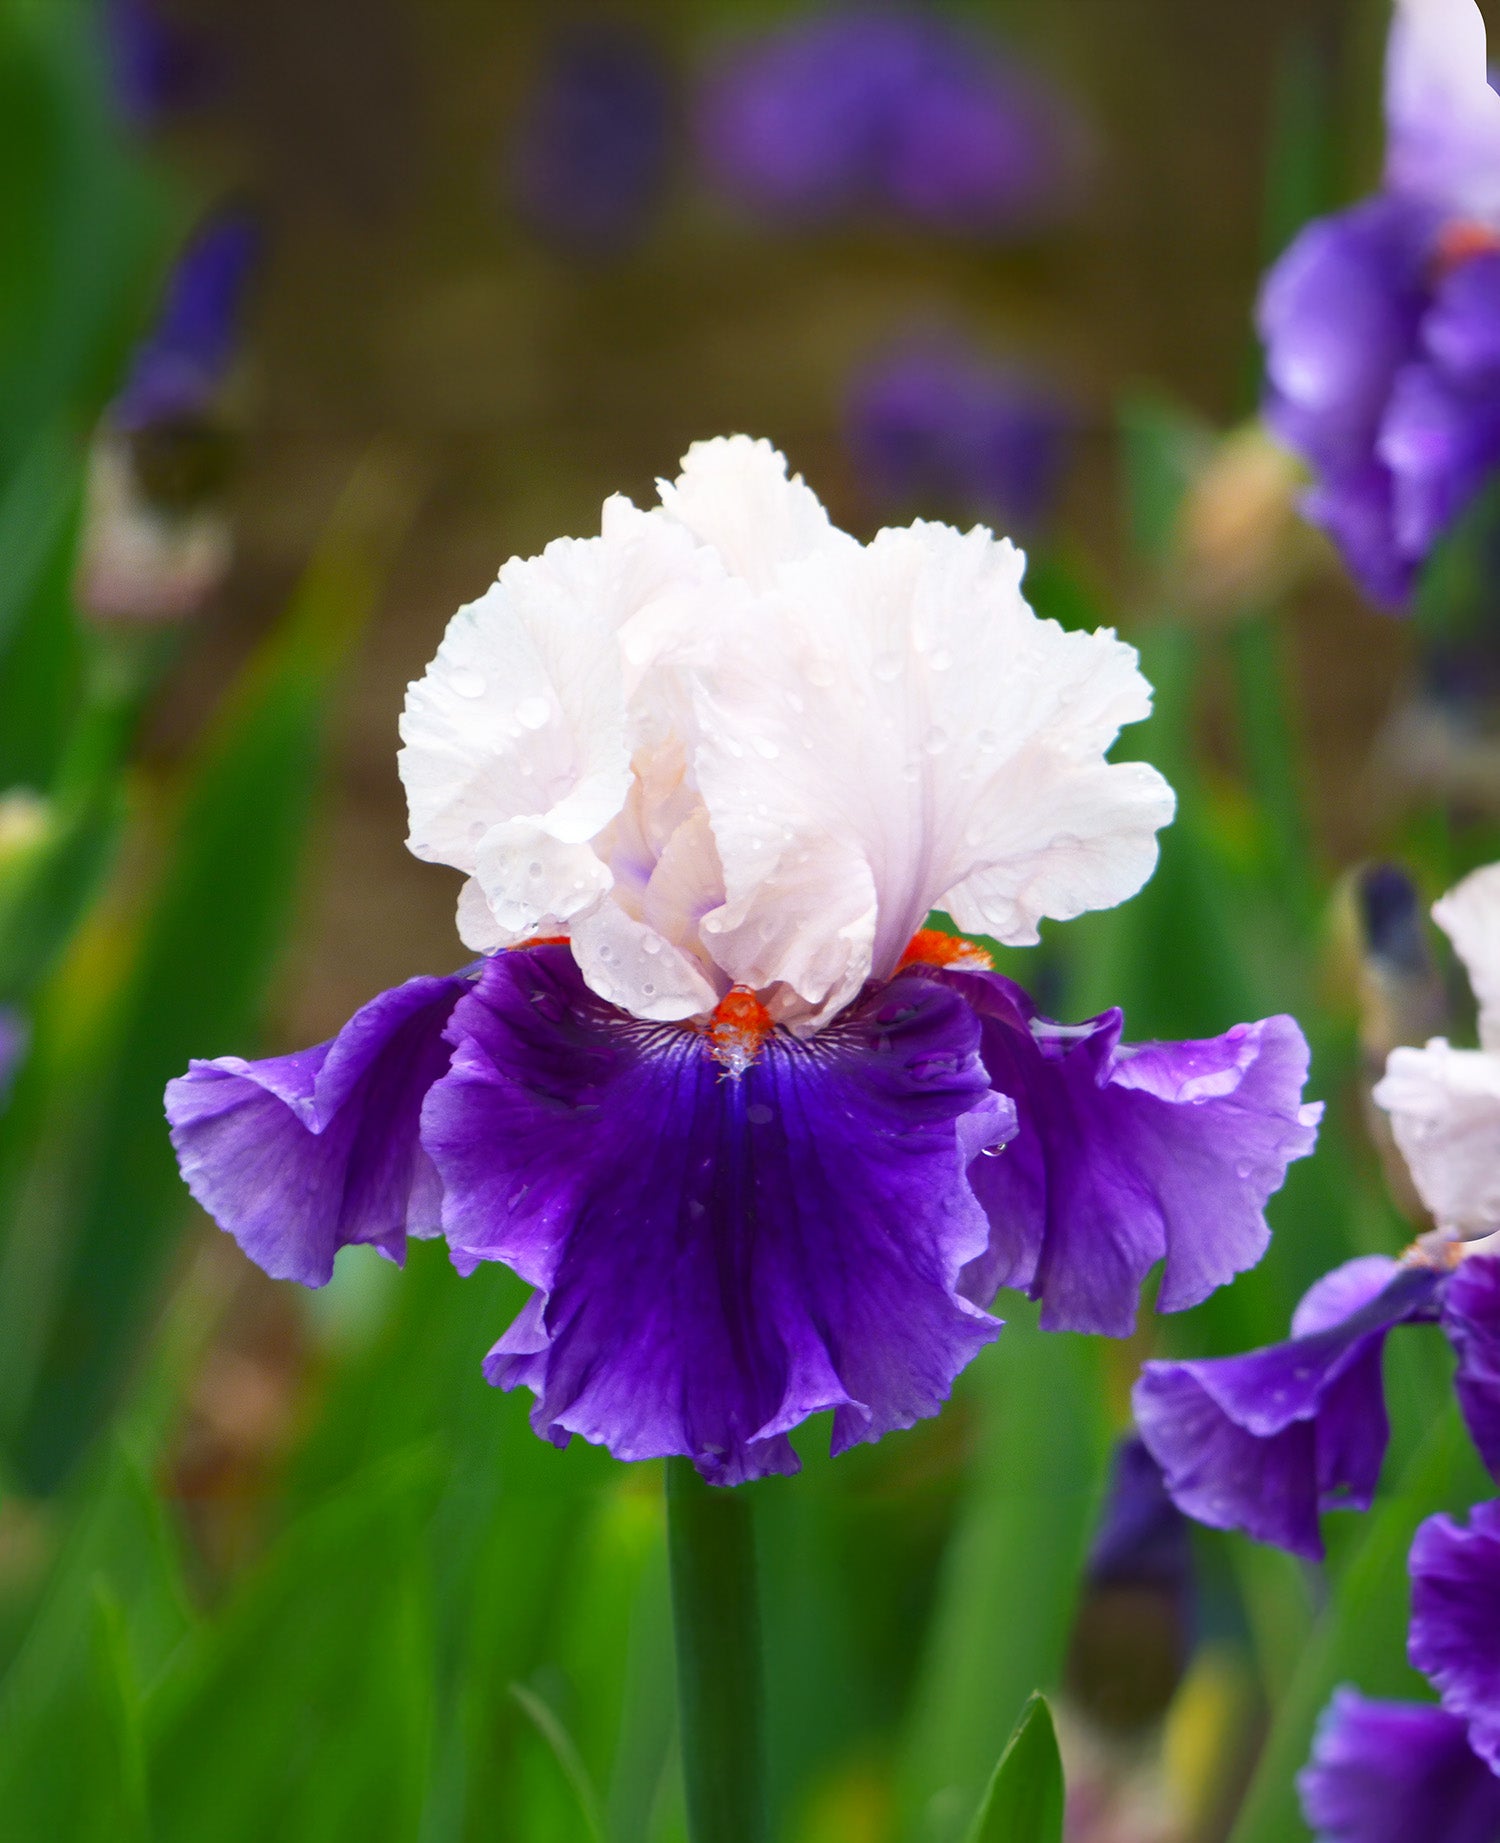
[1375,1039,1500,1237]
[1385,0,1500,220]
[1434,862,1500,1051]
[403,436,1174,1030]
[691,518,1174,1023]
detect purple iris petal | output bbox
[0,1009,26,1108]
[1426,252,1500,386]
[422,945,1012,1485]
[845,338,1071,530]
[1299,1688,1500,1843]
[113,209,261,433]
[946,968,1321,1337]
[1410,1499,1500,1772]
[1445,1255,1500,1476]
[1134,1258,1442,1560]
[1379,359,1500,558]
[165,972,470,1285]
[507,24,673,259]
[696,6,1081,233]
[1260,197,1434,476]
[1300,464,1418,611]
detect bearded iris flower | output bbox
[1137,863,1500,1557]
[167,437,1318,1483]
[1299,1501,1500,1842]
[1259,0,1500,609]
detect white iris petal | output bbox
[399,435,1176,1031]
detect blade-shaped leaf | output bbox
[965,1695,1064,1843]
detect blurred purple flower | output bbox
[113,207,260,433]
[507,24,674,260]
[1259,0,1500,610]
[103,0,215,128]
[846,337,1072,530]
[1298,1502,1500,1841]
[1135,1250,1500,1560]
[696,5,1085,234]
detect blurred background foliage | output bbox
[0,0,1494,1839]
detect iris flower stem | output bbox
[665,1457,768,1843]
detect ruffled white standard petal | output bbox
[655,434,856,589]
[1374,1039,1500,1237]
[1384,0,1500,221]
[692,518,1174,1023]
[399,509,707,951]
[1434,861,1500,1051]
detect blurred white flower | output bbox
[1374,862,1500,1239]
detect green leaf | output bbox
[509,1682,608,1843]
[964,1695,1064,1843]
[4,456,416,1490]
[898,1312,1107,1843]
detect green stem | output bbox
[665,1457,767,1843]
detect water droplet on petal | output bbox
[746,1102,773,1125]
[641,981,656,997]
[598,944,614,962]
[528,860,544,878]
[977,728,999,753]
[873,651,903,682]
[515,695,551,731]
[451,668,486,699]
[751,734,780,761]
[641,935,662,956]
[929,647,953,672]
[923,726,950,756]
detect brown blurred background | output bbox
[140,0,1411,1050]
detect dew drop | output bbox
[515,695,551,731]
[641,935,663,956]
[597,944,614,962]
[923,726,950,756]
[451,668,486,699]
[527,859,544,878]
[929,647,954,672]
[977,728,999,754]
[751,734,780,760]
[746,1102,774,1125]
[873,651,903,683]
[641,981,657,997]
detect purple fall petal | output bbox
[1260,198,1435,476]
[1410,1499,1500,1772]
[1444,1254,1500,1476]
[422,945,1012,1485]
[1299,1688,1500,1843]
[1133,1258,1442,1560]
[1087,1434,1194,1599]
[1379,358,1500,557]
[165,972,471,1285]
[946,968,1321,1337]
[1426,251,1500,385]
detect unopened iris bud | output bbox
[1175,422,1315,619]
[76,208,259,626]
